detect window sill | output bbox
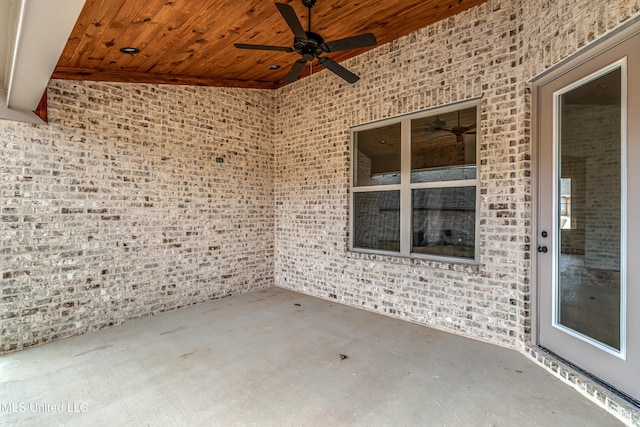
[345,249,481,273]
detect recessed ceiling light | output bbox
[120,47,140,54]
[268,64,281,70]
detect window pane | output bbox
[412,187,476,259]
[411,166,476,183]
[557,67,621,349]
[354,123,401,186]
[411,107,477,183]
[354,191,400,252]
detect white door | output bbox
[537,28,640,401]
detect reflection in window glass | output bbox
[412,187,476,259]
[560,178,572,229]
[411,166,476,183]
[354,123,401,186]
[350,100,479,261]
[557,66,621,349]
[411,107,477,183]
[354,191,400,252]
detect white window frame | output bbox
[349,98,481,263]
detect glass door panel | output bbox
[556,67,622,351]
[537,25,640,401]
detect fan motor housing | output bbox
[294,32,325,60]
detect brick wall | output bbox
[275,0,526,348]
[275,0,640,349]
[1,0,639,356]
[1,82,275,352]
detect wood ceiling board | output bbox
[53,0,489,88]
[55,0,117,65]
[164,3,285,76]
[61,0,133,68]
[131,2,230,75]
[51,66,281,89]
[98,2,187,71]
[86,2,194,73]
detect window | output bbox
[350,100,479,261]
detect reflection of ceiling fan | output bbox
[234,0,377,84]
[426,112,476,141]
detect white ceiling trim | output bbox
[1,0,85,124]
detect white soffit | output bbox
[1,0,85,123]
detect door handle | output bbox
[537,245,548,253]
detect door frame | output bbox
[531,17,640,349]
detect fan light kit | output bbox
[234,0,377,84]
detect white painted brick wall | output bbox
[275,0,526,348]
[274,0,640,352]
[2,0,639,421]
[1,0,638,368]
[1,82,275,352]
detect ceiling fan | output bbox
[234,0,377,84]
[426,112,476,141]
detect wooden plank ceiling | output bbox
[52,0,488,89]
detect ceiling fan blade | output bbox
[284,59,307,83]
[234,43,293,52]
[275,3,307,40]
[318,57,359,84]
[321,33,377,53]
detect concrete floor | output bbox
[0,287,620,426]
